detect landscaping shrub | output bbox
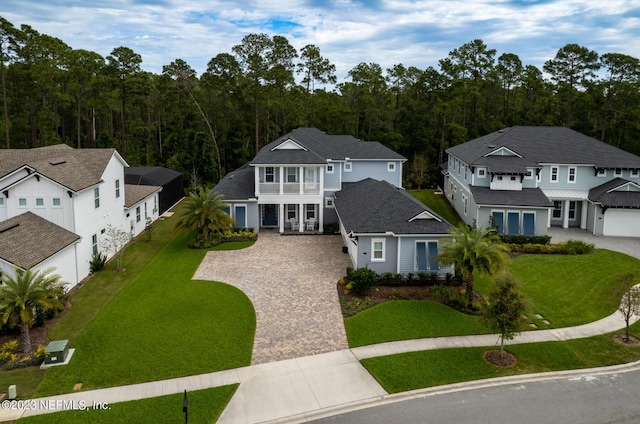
[520,239,595,255]
[89,251,107,273]
[348,267,379,295]
[378,272,404,286]
[500,235,551,245]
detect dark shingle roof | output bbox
[125,166,182,186]
[212,163,256,201]
[0,144,119,192]
[589,178,640,208]
[334,178,452,235]
[251,127,406,165]
[0,212,80,269]
[124,184,162,208]
[470,186,553,207]
[447,127,640,169]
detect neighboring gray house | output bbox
[334,178,453,275]
[214,127,454,275]
[444,126,640,237]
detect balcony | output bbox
[258,182,320,195]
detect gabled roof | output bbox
[589,178,640,209]
[212,163,256,201]
[0,144,123,192]
[124,184,162,208]
[0,212,80,269]
[125,166,182,186]
[251,127,406,165]
[447,127,640,170]
[333,178,452,235]
[470,186,553,208]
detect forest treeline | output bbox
[1,16,639,187]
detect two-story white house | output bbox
[214,127,454,276]
[444,126,640,237]
[0,144,162,289]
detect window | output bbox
[136,206,141,223]
[416,241,439,271]
[497,176,503,181]
[552,201,562,219]
[287,204,297,220]
[387,162,396,172]
[0,197,4,206]
[91,234,98,255]
[18,198,27,207]
[550,166,559,183]
[287,167,297,183]
[325,197,334,208]
[344,162,352,172]
[265,167,275,182]
[510,176,517,181]
[615,168,623,177]
[477,168,486,178]
[326,164,334,174]
[94,187,100,208]
[596,169,606,177]
[462,193,468,216]
[463,165,468,180]
[569,201,576,220]
[525,169,534,180]
[568,167,577,183]
[631,169,639,178]
[305,204,316,220]
[52,197,61,207]
[35,198,44,207]
[154,196,157,213]
[115,179,120,198]
[371,238,385,262]
[144,202,148,220]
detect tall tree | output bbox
[543,43,600,127]
[598,53,640,142]
[163,58,222,181]
[0,267,66,353]
[496,53,522,125]
[107,46,142,155]
[346,62,389,140]
[482,272,528,354]
[0,17,19,148]
[297,44,336,124]
[438,225,508,303]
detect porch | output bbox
[259,202,324,234]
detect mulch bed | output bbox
[484,349,517,367]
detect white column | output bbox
[279,167,284,195]
[319,202,324,233]
[254,166,260,196]
[580,200,588,229]
[319,166,324,194]
[563,199,570,229]
[279,203,285,233]
[299,166,304,195]
[299,203,304,232]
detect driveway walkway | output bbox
[193,231,352,364]
[547,227,640,260]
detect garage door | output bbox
[603,209,640,237]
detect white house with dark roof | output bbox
[0,144,162,288]
[444,126,640,237]
[214,127,454,275]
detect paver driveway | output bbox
[193,231,353,364]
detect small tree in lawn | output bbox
[618,272,640,343]
[101,225,130,271]
[483,272,529,355]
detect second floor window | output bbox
[18,198,27,207]
[550,166,559,183]
[136,206,141,222]
[265,167,275,182]
[568,167,577,183]
[326,164,334,174]
[115,179,120,198]
[344,162,352,172]
[94,187,100,208]
[287,167,297,183]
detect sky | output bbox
[3,0,640,84]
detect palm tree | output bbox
[438,225,508,303]
[174,187,234,245]
[0,267,66,353]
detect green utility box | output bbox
[44,340,69,364]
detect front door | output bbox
[263,204,277,226]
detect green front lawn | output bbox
[362,323,640,393]
[408,189,462,225]
[34,228,255,397]
[345,301,490,347]
[18,384,238,424]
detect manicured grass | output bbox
[507,250,637,327]
[0,367,47,400]
[18,384,238,423]
[362,323,640,393]
[408,189,462,225]
[35,228,255,396]
[345,301,490,347]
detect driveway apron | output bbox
[193,231,352,364]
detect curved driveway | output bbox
[193,231,353,364]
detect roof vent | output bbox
[49,159,66,166]
[487,144,495,148]
[0,222,19,233]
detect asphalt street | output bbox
[309,368,640,424]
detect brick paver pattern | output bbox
[193,231,353,364]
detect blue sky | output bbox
[3,0,640,83]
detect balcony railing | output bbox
[258,182,320,195]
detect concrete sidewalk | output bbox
[13,301,639,423]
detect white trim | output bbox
[371,238,386,262]
[477,167,487,178]
[344,162,352,172]
[234,204,248,228]
[567,166,577,183]
[324,197,334,208]
[484,146,522,158]
[596,169,607,177]
[270,138,308,151]
[387,162,396,172]
[326,164,334,174]
[550,166,559,183]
